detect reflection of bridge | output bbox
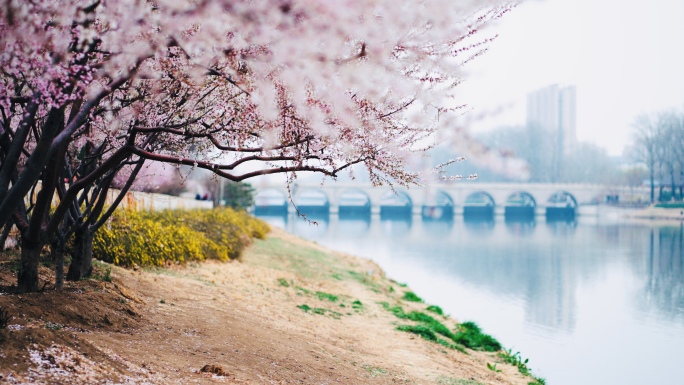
[254,182,648,219]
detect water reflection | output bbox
[291,214,329,240]
[544,219,577,236]
[504,219,536,237]
[380,216,412,238]
[257,214,288,229]
[338,208,371,220]
[420,219,454,238]
[463,218,495,235]
[639,224,684,322]
[335,218,371,238]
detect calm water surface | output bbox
[258,214,684,385]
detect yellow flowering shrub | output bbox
[93,208,269,267]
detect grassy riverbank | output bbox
[1,227,541,384]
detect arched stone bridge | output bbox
[254,182,648,218]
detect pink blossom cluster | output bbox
[1,0,513,220]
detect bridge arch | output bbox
[463,191,495,221]
[546,191,577,221]
[254,189,288,216]
[422,190,454,220]
[504,191,537,221]
[294,188,330,218]
[379,190,412,218]
[338,189,372,219]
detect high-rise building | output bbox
[526,84,576,181]
[526,84,576,154]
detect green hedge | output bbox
[655,202,684,209]
[94,208,269,267]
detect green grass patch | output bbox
[379,302,407,318]
[499,348,531,375]
[426,305,444,316]
[453,321,502,352]
[277,278,290,287]
[402,291,423,302]
[315,291,338,302]
[352,300,363,309]
[396,324,437,341]
[313,307,342,318]
[381,303,497,353]
[298,304,341,318]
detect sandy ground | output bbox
[0,228,534,385]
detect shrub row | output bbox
[93,208,269,267]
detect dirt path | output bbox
[1,228,533,384]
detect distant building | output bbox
[526,84,576,181]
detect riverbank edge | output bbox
[624,206,684,221]
[0,226,540,385]
[247,227,546,385]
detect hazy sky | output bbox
[459,0,684,156]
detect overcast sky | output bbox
[458,0,684,156]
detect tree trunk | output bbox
[17,238,41,293]
[67,228,94,281]
[650,168,655,204]
[0,219,12,251]
[51,237,66,291]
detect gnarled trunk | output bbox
[18,238,41,293]
[67,228,93,281]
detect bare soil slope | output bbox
[0,228,532,384]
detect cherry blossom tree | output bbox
[0,0,513,292]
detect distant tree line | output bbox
[631,110,684,202]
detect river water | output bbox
[256,212,684,385]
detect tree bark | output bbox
[67,228,94,281]
[0,219,13,251]
[51,236,66,290]
[17,238,41,293]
